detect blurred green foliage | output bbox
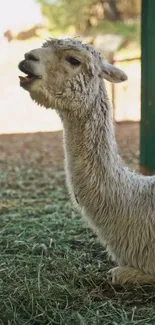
[38,0,92,31]
[37,0,141,33]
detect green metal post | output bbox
[140,0,155,175]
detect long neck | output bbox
[61,82,124,209]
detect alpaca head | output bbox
[18,38,127,113]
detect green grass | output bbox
[0,131,155,325]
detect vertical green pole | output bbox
[140,0,155,175]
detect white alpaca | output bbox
[18,38,155,285]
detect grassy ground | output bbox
[1,123,155,325]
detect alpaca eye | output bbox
[66,56,81,67]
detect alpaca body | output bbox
[62,83,155,278]
[18,37,155,284]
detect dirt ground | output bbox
[115,121,140,170]
[0,121,140,172]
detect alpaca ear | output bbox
[100,61,128,83]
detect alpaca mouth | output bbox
[18,61,41,86]
[19,73,38,85]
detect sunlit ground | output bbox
[0,38,62,134]
[114,58,141,121]
[0,37,140,134]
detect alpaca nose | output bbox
[24,51,40,61]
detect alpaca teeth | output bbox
[19,75,33,84]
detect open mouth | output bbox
[18,60,41,86]
[19,72,38,85]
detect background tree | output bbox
[37,0,141,32]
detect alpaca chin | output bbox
[29,88,53,109]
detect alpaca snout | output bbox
[18,59,42,79]
[18,58,42,87]
[18,60,27,74]
[24,51,40,62]
[18,59,35,75]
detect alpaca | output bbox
[18,38,155,285]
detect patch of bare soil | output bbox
[0,121,139,171]
[115,121,139,170]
